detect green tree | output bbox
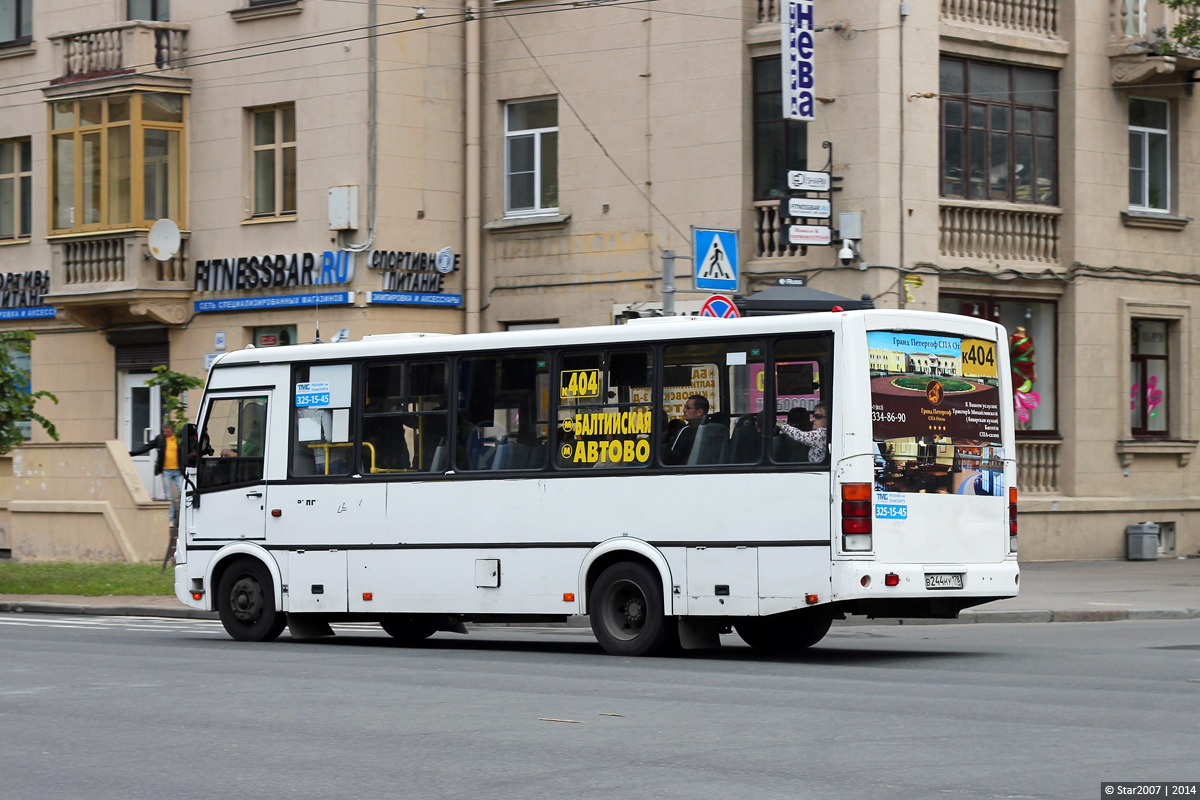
[1162,1,1200,51]
[0,331,58,455]
[145,365,204,431]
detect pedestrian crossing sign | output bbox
[693,228,739,292]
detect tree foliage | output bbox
[0,331,58,455]
[1162,0,1200,52]
[145,365,204,431]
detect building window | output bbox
[1131,318,1169,436]
[940,295,1057,433]
[250,104,296,218]
[940,58,1058,205]
[504,98,557,216]
[128,0,169,20]
[0,138,32,241]
[49,92,185,233]
[252,325,295,347]
[1,0,31,45]
[1129,97,1169,212]
[753,55,807,199]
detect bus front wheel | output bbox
[216,557,287,642]
[735,610,832,653]
[589,562,676,657]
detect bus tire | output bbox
[216,557,287,642]
[589,562,677,657]
[379,615,438,645]
[735,610,832,653]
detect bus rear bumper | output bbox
[830,560,1019,619]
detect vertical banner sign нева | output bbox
[783,0,815,122]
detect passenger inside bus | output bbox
[778,402,828,463]
[663,394,708,465]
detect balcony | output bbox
[1017,438,1062,494]
[756,0,782,23]
[45,230,191,329]
[47,21,188,87]
[939,201,1061,265]
[1109,0,1200,86]
[753,200,806,259]
[940,0,1058,38]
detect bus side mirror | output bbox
[184,423,201,467]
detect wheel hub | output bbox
[229,576,264,622]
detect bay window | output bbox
[49,92,186,233]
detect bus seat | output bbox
[492,441,518,470]
[429,439,450,472]
[772,434,809,463]
[466,423,499,470]
[729,421,761,463]
[688,423,728,466]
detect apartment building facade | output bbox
[0,0,1197,560]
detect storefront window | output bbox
[1131,318,1169,436]
[940,295,1057,432]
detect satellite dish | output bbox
[148,218,181,262]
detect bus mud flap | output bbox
[678,618,721,650]
[287,615,335,640]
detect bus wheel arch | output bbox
[582,542,676,657]
[581,539,673,615]
[207,543,283,613]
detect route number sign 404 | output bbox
[961,338,997,377]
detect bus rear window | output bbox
[868,331,1004,496]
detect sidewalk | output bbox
[1,558,1197,625]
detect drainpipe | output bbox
[342,0,378,254]
[465,3,482,333]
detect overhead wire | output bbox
[0,0,663,102]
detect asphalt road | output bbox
[2,616,1198,800]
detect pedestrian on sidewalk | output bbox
[130,421,186,528]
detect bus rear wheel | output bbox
[735,610,832,653]
[379,615,438,645]
[589,562,676,657]
[216,557,287,642]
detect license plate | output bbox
[925,573,963,590]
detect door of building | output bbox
[123,372,164,499]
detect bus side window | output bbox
[771,335,833,466]
[198,396,268,489]
[457,353,549,472]
[360,360,449,475]
[660,339,764,467]
[556,348,653,471]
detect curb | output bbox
[1,602,1197,624]
[0,601,218,620]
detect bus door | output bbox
[194,392,271,541]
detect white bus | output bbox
[175,309,1019,655]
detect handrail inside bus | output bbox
[307,440,413,474]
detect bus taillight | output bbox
[841,482,873,551]
[1009,487,1018,553]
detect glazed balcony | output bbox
[48,21,188,86]
[46,230,191,329]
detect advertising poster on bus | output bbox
[868,331,1005,496]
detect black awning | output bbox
[738,284,874,316]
